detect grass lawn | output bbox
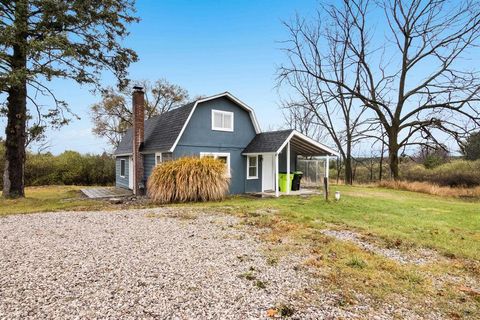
[0,186,114,216]
[199,185,480,260]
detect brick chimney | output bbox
[132,86,145,195]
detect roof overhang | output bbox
[277,130,338,157]
[169,92,262,152]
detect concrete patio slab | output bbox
[81,187,132,199]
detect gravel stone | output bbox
[0,208,354,319]
[321,229,440,265]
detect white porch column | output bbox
[286,142,290,195]
[275,153,279,197]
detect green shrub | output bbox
[462,131,480,160]
[147,156,230,204]
[401,160,480,187]
[0,140,114,188]
[24,151,115,186]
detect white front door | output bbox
[128,156,134,190]
[262,154,274,191]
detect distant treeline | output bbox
[330,158,480,187]
[0,144,115,187]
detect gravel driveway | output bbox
[0,208,348,319]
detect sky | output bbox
[2,0,320,155]
[1,0,475,156]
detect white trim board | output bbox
[276,130,339,157]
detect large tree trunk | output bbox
[388,141,400,180]
[3,84,27,198]
[344,155,353,185]
[3,0,28,198]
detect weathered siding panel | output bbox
[143,153,156,183]
[174,97,258,194]
[115,156,129,189]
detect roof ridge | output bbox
[260,129,294,134]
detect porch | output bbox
[253,188,321,198]
[243,130,338,197]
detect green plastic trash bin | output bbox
[278,172,294,192]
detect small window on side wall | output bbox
[247,155,258,179]
[200,152,231,177]
[212,110,234,132]
[155,152,173,166]
[155,153,162,165]
[162,153,173,162]
[120,159,126,177]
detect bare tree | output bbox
[91,79,190,147]
[281,100,324,140]
[279,0,480,180]
[279,5,374,184]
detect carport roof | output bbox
[243,129,338,157]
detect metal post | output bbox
[275,153,279,197]
[324,155,330,200]
[286,142,290,195]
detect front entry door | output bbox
[262,154,274,191]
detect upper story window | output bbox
[212,109,234,132]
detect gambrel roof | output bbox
[114,102,195,155]
[114,92,261,155]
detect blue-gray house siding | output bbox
[143,153,156,183]
[115,156,129,189]
[173,97,258,194]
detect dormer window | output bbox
[212,109,234,132]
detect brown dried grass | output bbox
[378,180,480,198]
[147,157,230,204]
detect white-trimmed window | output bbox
[155,152,173,165]
[200,152,231,177]
[120,159,126,177]
[212,109,234,132]
[155,153,162,165]
[247,155,258,179]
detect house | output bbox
[114,88,337,196]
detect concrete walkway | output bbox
[81,187,132,199]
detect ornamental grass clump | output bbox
[147,157,230,204]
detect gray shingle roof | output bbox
[114,102,195,155]
[242,129,294,154]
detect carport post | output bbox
[275,153,279,197]
[324,155,330,199]
[286,142,290,195]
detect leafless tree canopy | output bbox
[279,0,480,179]
[91,79,190,148]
